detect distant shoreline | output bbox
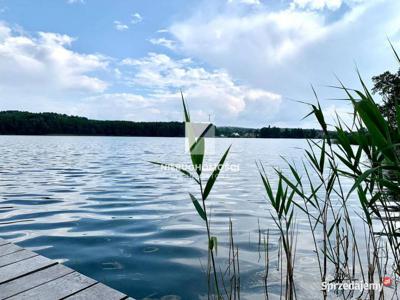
[0,110,323,139]
[0,134,321,139]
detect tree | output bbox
[372,68,400,128]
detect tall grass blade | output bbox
[204,146,231,200]
[189,193,207,221]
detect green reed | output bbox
[151,46,400,299]
[150,93,231,299]
[259,45,400,299]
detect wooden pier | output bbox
[0,238,134,300]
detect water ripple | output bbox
[0,136,360,299]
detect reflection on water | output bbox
[0,136,359,299]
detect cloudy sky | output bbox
[0,0,399,127]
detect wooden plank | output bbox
[0,244,22,257]
[7,271,97,300]
[0,264,74,299]
[0,239,132,299]
[0,250,38,268]
[0,238,10,246]
[0,255,56,284]
[65,282,127,300]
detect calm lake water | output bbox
[0,136,367,299]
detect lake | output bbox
[0,136,364,299]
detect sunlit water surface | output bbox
[0,136,372,299]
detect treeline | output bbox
[258,126,321,139]
[217,126,322,138]
[0,111,323,139]
[216,126,258,138]
[0,111,184,137]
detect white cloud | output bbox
[0,23,108,112]
[121,53,281,125]
[0,21,281,126]
[171,9,326,66]
[3,0,398,128]
[114,68,122,79]
[149,37,176,50]
[73,93,151,120]
[228,0,261,5]
[67,0,85,4]
[131,13,143,24]
[114,21,129,31]
[0,22,281,126]
[169,0,400,127]
[291,0,342,10]
[157,29,169,33]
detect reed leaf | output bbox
[203,146,231,200]
[148,161,199,184]
[189,193,207,221]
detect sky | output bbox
[0,0,399,128]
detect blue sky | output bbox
[0,0,399,127]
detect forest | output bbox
[0,111,185,137]
[0,111,322,138]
